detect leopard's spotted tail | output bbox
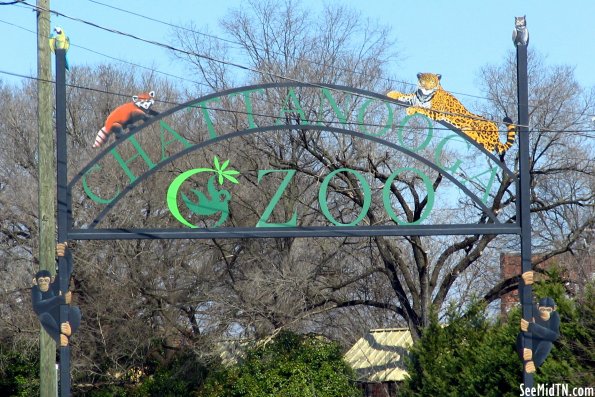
[498,117,517,155]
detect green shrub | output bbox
[199,331,359,397]
[0,347,40,397]
[402,275,594,396]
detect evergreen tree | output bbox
[198,331,359,397]
[401,276,594,396]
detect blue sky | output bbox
[1,0,594,102]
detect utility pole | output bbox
[36,0,57,396]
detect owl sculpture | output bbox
[512,16,529,46]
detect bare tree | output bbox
[0,66,234,389]
[1,7,592,394]
[170,0,408,340]
[478,50,595,301]
[169,0,595,343]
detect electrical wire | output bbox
[1,68,594,142]
[0,69,182,105]
[0,18,210,89]
[0,68,439,128]
[83,0,595,118]
[17,1,318,86]
[86,0,245,50]
[4,2,595,137]
[10,0,595,124]
[16,1,595,127]
[18,0,537,128]
[85,0,421,92]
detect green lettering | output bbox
[357,99,394,137]
[256,170,298,227]
[159,120,193,162]
[434,134,469,174]
[397,114,433,152]
[110,136,156,183]
[275,88,308,125]
[319,168,371,226]
[188,97,222,139]
[460,167,498,203]
[228,88,264,129]
[382,168,435,225]
[82,164,120,204]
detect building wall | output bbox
[359,382,399,397]
[500,251,594,316]
[500,253,523,316]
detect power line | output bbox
[83,0,595,119]
[0,18,210,89]
[11,0,595,125]
[0,69,179,105]
[19,0,532,127]
[5,3,595,134]
[0,68,437,126]
[0,66,593,140]
[86,0,243,49]
[17,1,595,129]
[11,16,595,132]
[85,0,424,93]
[18,1,305,85]
[1,68,594,143]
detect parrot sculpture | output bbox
[49,26,70,70]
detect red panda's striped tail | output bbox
[93,127,109,148]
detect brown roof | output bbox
[344,328,413,382]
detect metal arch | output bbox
[69,82,515,190]
[81,124,502,228]
[53,23,532,396]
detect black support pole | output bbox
[55,48,71,397]
[515,20,533,388]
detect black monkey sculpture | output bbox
[517,289,560,373]
[32,243,81,346]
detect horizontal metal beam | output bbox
[68,224,521,240]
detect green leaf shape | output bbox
[212,156,240,185]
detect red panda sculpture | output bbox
[93,91,158,148]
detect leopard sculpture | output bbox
[387,73,516,156]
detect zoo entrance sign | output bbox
[68,83,520,240]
